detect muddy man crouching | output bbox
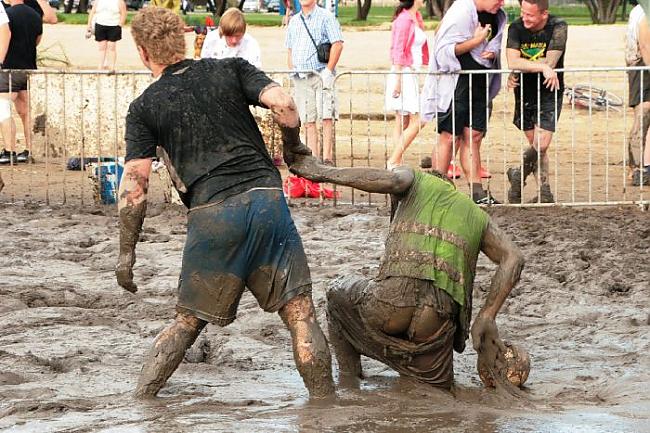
[290,156,526,389]
[115,7,334,400]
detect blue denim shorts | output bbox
[176,188,312,326]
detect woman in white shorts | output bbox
[385,0,428,168]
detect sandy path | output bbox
[44,23,628,71]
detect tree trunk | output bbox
[213,0,226,16]
[427,0,454,19]
[64,0,73,14]
[77,0,88,13]
[237,0,245,10]
[355,0,371,20]
[426,0,436,19]
[583,0,621,24]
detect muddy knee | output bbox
[280,293,335,398]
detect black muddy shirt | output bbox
[2,0,44,17]
[506,15,567,101]
[125,58,280,208]
[4,3,42,69]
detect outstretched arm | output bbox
[290,154,414,195]
[471,221,525,385]
[116,158,152,293]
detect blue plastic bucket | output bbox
[94,162,124,205]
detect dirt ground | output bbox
[0,199,648,432]
[0,22,648,433]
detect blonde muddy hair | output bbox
[131,7,186,65]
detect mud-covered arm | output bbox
[290,154,414,195]
[116,158,152,293]
[259,84,312,165]
[471,221,525,383]
[476,221,525,320]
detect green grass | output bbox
[55,4,632,27]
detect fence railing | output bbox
[0,67,647,208]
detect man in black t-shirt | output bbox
[117,7,334,401]
[0,0,42,167]
[505,0,567,203]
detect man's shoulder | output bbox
[547,15,567,28]
[7,3,41,21]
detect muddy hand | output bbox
[472,316,507,377]
[116,252,138,293]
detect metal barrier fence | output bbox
[0,67,647,208]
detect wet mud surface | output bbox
[0,202,648,432]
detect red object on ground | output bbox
[205,17,214,27]
[283,176,339,199]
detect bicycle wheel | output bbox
[572,84,623,107]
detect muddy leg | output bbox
[278,292,335,399]
[326,308,362,388]
[134,312,207,399]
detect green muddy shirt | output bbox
[378,171,489,308]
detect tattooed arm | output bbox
[115,158,152,293]
[471,221,525,382]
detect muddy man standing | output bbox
[290,156,525,388]
[115,7,334,399]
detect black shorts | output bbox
[0,71,28,93]
[627,62,650,107]
[95,24,122,42]
[176,188,312,326]
[513,92,563,133]
[438,73,490,136]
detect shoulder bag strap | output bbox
[300,14,319,51]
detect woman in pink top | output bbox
[385,0,428,168]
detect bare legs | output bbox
[98,40,117,70]
[278,293,335,399]
[135,293,334,400]
[97,40,108,70]
[304,120,334,163]
[15,91,31,154]
[508,127,554,203]
[0,93,16,154]
[388,112,422,167]
[106,41,117,70]
[0,91,30,156]
[433,128,492,201]
[628,101,650,169]
[134,312,207,399]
